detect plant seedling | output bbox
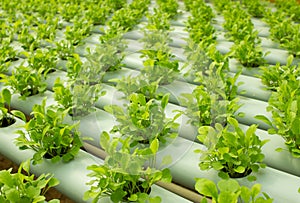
[195,178,273,203]
[196,117,268,180]
[15,99,83,164]
[0,159,60,203]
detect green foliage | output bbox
[105,93,179,146]
[0,40,18,74]
[113,74,161,100]
[1,65,47,99]
[260,55,299,90]
[141,49,180,85]
[54,40,75,60]
[15,99,83,165]
[65,17,92,46]
[156,0,179,19]
[230,34,268,68]
[0,88,26,127]
[53,78,105,119]
[256,79,300,158]
[195,178,273,203]
[0,159,60,203]
[196,117,268,180]
[24,48,58,77]
[84,133,171,203]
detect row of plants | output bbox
[258,55,300,158]
[214,0,268,68]
[263,6,300,58]
[1,0,299,202]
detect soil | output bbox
[0,153,75,203]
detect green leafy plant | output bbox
[53,78,105,119]
[1,65,47,99]
[256,79,300,158]
[195,178,273,203]
[113,74,161,100]
[105,93,179,146]
[196,117,268,180]
[0,40,18,74]
[230,34,268,67]
[0,88,26,127]
[18,27,39,51]
[15,99,83,164]
[0,159,60,203]
[141,49,180,85]
[54,40,75,60]
[84,132,172,203]
[156,0,179,19]
[260,55,300,91]
[65,17,92,46]
[24,48,58,77]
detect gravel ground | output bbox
[0,153,75,203]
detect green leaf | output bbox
[218,191,238,203]
[150,138,159,154]
[11,110,26,122]
[111,188,126,203]
[1,88,11,106]
[291,117,300,135]
[100,131,110,151]
[217,179,240,193]
[250,184,261,199]
[195,178,218,200]
[234,166,245,173]
[254,115,273,127]
[161,93,170,109]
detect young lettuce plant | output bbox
[1,65,47,99]
[196,117,268,180]
[105,93,179,146]
[84,133,172,203]
[230,34,268,68]
[0,88,26,127]
[255,79,300,158]
[15,99,83,165]
[0,159,60,203]
[141,49,180,85]
[195,178,273,203]
[0,40,18,74]
[260,55,300,91]
[113,74,161,100]
[53,78,105,119]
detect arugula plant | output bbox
[0,88,26,127]
[84,133,172,203]
[230,34,268,68]
[34,16,58,41]
[0,159,60,203]
[83,37,127,84]
[54,40,75,60]
[113,74,161,100]
[195,178,273,203]
[0,40,18,74]
[256,80,300,158]
[156,0,179,19]
[24,48,58,77]
[15,99,83,165]
[1,65,47,99]
[141,49,180,85]
[260,55,300,91]
[84,2,111,25]
[53,78,105,119]
[196,117,268,180]
[105,93,179,146]
[241,0,266,18]
[145,8,171,31]
[18,27,39,51]
[65,17,92,46]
